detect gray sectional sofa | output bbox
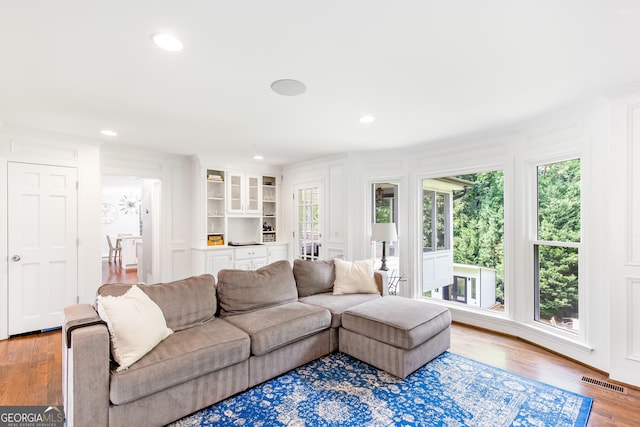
[62,259,450,427]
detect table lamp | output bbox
[371,223,397,271]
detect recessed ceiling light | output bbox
[100,129,118,137]
[358,115,375,124]
[253,155,264,160]
[151,33,183,52]
[271,79,306,96]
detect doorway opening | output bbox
[101,175,161,284]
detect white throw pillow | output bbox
[333,258,380,295]
[96,285,173,371]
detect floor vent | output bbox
[581,376,627,394]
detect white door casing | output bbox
[8,162,78,335]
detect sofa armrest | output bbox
[63,304,106,348]
[374,271,389,296]
[62,304,110,427]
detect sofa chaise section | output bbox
[294,258,388,351]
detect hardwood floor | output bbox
[1,322,638,425]
[450,325,640,427]
[102,257,139,284]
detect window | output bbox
[372,183,399,271]
[534,159,581,334]
[422,190,450,252]
[422,172,504,312]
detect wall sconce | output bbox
[371,222,398,271]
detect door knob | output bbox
[11,255,21,262]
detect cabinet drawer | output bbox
[234,246,268,259]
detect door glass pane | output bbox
[297,186,320,260]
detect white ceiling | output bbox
[2,1,640,166]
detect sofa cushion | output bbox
[97,274,217,332]
[293,259,335,297]
[222,302,331,356]
[217,260,298,317]
[299,292,381,328]
[109,318,250,405]
[342,296,451,350]
[333,258,380,295]
[97,285,173,371]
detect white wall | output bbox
[607,83,640,386]
[0,126,102,340]
[101,145,192,283]
[282,97,622,382]
[282,153,353,261]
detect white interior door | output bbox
[8,162,78,335]
[294,182,323,260]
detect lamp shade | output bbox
[371,223,398,242]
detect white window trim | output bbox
[414,163,511,318]
[526,153,588,345]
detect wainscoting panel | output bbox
[328,164,345,244]
[628,278,640,360]
[629,106,640,264]
[526,122,584,149]
[10,139,78,161]
[171,248,189,282]
[170,163,189,244]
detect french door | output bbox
[8,162,78,334]
[294,182,323,260]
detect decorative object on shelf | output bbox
[371,222,398,271]
[208,235,224,246]
[102,203,118,224]
[119,194,140,215]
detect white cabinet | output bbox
[195,161,282,249]
[261,176,278,243]
[193,248,233,281]
[233,246,268,270]
[227,172,261,216]
[267,244,288,263]
[120,236,142,269]
[205,169,226,246]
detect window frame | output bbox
[529,155,586,342]
[422,189,451,253]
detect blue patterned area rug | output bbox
[171,352,592,427]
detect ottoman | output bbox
[339,296,451,378]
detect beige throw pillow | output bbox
[333,258,380,295]
[97,285,173,371]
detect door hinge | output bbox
[77,238,80,247]
[76,181,79,190]
[77,296,80,303]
